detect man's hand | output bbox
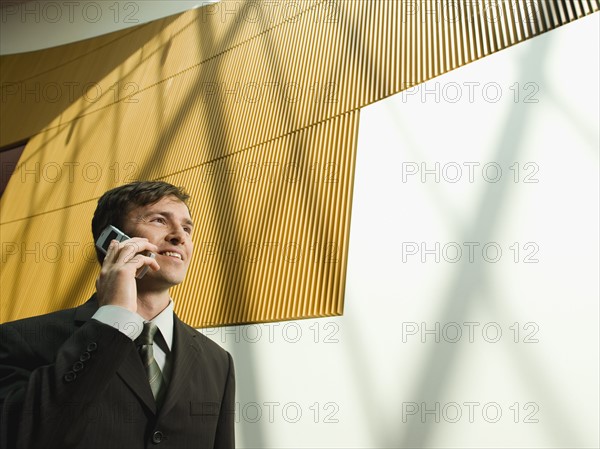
[95,238,160,313]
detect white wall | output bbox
[204,14,600,448]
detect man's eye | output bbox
[152,217,166,224]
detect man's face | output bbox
[122,195,194,288]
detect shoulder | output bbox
[1,307,76,338]
[0,307,78,365]
[175,318,232,365]
[0,297,96,353]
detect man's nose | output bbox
[167,227,186,244]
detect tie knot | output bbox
[137,322,159,346]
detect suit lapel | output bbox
[116,346,157,414]
[159,316,206,418]
[74,293,157,415]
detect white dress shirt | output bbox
[92,300,174,383]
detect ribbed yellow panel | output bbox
[0,203,99,321]
[168,111,358,326]
[1,0,598,324]
[0,111,357,326]
[2,1,598,218]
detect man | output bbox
[0,181,235,448]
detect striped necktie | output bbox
[136,322,166,407]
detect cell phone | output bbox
[96,225,155,279]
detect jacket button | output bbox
[72,361,84,372]
[86,342,98,352]
[63,371,77,382]
[151,430,163,444]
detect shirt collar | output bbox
[148,299,174,351]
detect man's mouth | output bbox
[160,251,183,260]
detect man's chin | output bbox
[137,272,185,290]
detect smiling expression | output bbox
[122,195,194,289]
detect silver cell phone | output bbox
[96,225,155,279]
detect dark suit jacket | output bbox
[0,295,235,449]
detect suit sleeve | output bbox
[0,319,135,449]
[213,351,235,449]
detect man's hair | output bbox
[91,181,190,264]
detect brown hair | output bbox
[91,181,190,264]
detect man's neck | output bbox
[136,290,171,320]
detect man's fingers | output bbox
[119,241,144,264]
[104,240,119,263]
[142,255,160,272]
[128,253,161,273]
[100,238,159,278]
[114,239,157,264]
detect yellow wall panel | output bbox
[0,202,99,322]
[1,112,358,326]
[3,1,597,183]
